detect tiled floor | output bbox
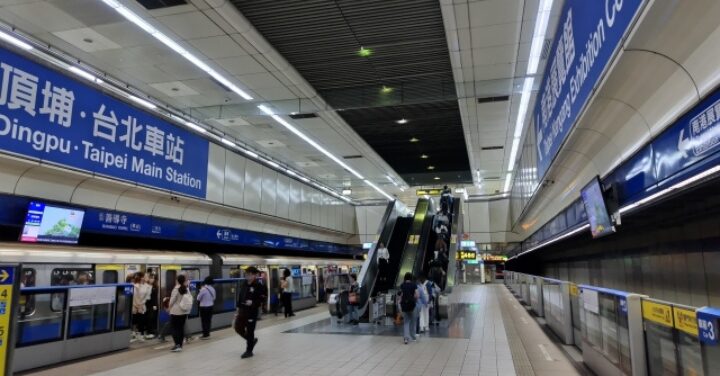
[23,284,584,376]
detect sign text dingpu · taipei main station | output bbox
[0,46,209,197]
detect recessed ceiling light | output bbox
[409,137,419,143]
[342,188,352,195]
[434,176,440,180]
[420,154,428,159]
[380,86,394,94]
[427,165,435,170]
[358,46,372,57]
[396,118,408,124]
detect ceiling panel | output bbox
[231,0,471,185]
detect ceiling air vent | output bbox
[289,113,318,119]
[477,95,509,104]
[541,38,553,60]
[136,0,188,10]
[481,146,504,151]
[343,155,363,159]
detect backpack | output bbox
[179,292,193,313]
[400,283,416,312]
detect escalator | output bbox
[445,198,463,292]
[394,198,435,288]
[371,216,412,294]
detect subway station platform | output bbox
[21,284,585,376]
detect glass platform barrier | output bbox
[186,278,244,333]
[640,298,703,375]
[13,283,133,373]
[540,277,574,345]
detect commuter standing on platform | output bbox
[144,274,158,339]
[197,276,216,339]
[236,266,267,359]
[399,272,419,344]
[168,274,192,352]
[131,272,150,342]
[281,269,295,317]
[347,273,360,325]
[376,242,390,285]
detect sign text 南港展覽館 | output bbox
[534,0,645,179]
[0,46,209,198]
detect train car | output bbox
[216,254,363,311]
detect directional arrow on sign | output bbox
[0,269,8,283]
[678,129,691,158]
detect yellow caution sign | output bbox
[569,284,579,297]
[642,300,673,327]
[673,307,698,337]
[0,266,16,375]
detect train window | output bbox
[51,268,95,286]
[182,268,200,282]
[16,291,66,347]
[101,270,118,284]
[19,268,36,316]
[165,269,177,295]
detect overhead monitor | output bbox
[21,201,85,244]
[580,177,615,238]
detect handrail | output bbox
[21,283,133,293]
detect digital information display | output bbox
[21,201,85,244]
[580,177,615,238]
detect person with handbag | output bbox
[347,273,359,325]
[197,276,216,339]
[168,274,193,352]
[281,269,295,317]
[235,266,267,359]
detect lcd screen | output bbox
[21,201,85,244]
[580,177,615,238]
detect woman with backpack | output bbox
[398,272,419,344]
[197,276,216,339]
[168,274,193,352]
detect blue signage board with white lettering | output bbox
[0,46,209,198]
[697,308,720,345]
[535,0,644,179]
[83,207,359,255]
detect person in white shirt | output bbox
[131,272,151,342]
[376,242,390,285]
[281,269,295,317]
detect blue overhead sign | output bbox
[0,46,209,198]
[697,308,720,345]
[535,0,644,179]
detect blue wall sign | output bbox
[82,207,359,255]
[0,46,209,198]
[697,309,719,345]
[535,0,644,179]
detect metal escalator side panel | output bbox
[445,198,463,292]
[357,200,400,316]
[412,213,435,279]
[394,199,432,288]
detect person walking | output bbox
[347,273,359,325]
[197,276,216,339]
[417,273,430,333]
[398,272,419,344]
[281,269,295,317]
[235,266,267,359]
[168,274,193,352]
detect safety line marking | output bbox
[538,344,554,361]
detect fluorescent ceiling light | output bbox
[396,118,408,124]
[506,0,554,173]
[503,172,512,192]
[342,189,352,195]
[0,30,32,51]
[259,106,365,180]
[386,175,399,186]
[220,138,235,147]
[242,149,258,158]
[285,169,297,176]
[129,95,156,110]
[454,188,465,194]
[364,179,394,201]
[184,122,206,134]
[67,66,103,84]
[101,0,253,100]
[264,160,280,169]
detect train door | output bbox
[317,267,325,302]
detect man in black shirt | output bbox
[236,266,267,359]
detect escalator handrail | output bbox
[393,199,433,288]
[445,198,463,292]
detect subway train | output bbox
[1,242,362,329]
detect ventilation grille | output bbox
[481,146,504,151]
[541,38,553,60]
[136,0,188,10]
[477,95,509,104]
[343,155,363,159]
[289,113,318,119]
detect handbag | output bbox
[394,311,403,325]
[348,291,359,305]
